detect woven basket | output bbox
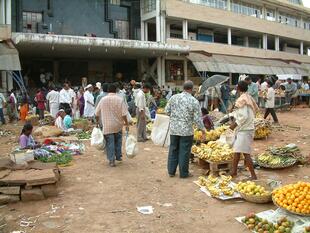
[257,158,296,169]
[239,180,272,204]
[272,196,310,217]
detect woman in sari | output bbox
[20,96,29,121]
[7,90,18,122]
[77,87,85,117]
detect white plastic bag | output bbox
[91,127,105,149]
[218,129,235,146]
[126,134,138,158]
[151,114,170,147]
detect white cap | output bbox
[85,84,92,90]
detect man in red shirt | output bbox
[35,89,46,120]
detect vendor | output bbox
[201,108,214,131]
[19,123,40,149]
[229,81,258,180]
[55,109,66,131]
[63,108,73,130]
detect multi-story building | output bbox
[141,0,310,85]
[0,0,188,92]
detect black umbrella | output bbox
[200,74,229,93]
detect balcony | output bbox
[167,38,310,64]
[164,0,310,43]
[0,24,11,40]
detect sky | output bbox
[303,0,310,7]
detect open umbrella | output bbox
[200,74,229,93]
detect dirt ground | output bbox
[0,108,310,233]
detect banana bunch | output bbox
[254,118,272,139]
[194,126,229,142]
[221,187,235,196]
[197,175,235,197]
[257,152,281,165]
[193,141,233,162]
[207,174,219,184]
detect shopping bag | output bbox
[125,132,138,159]
[218,128,235,146]
[91,127,105,149]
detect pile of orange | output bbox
[272,181,310,215]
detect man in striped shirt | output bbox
[95,83,129,167]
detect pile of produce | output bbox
[237,181,270,197]
[272,182,310,216]
[159,98,168,108]
[72,118,91,131]
[194,125,229,142]
[76,131,91,140]
[192,141,233,162]
[275,89,285,97]
[254,118,272,139]
[304,226,310,233]
[256,144,301,168]
[39,114,54,126]
[36,151,73,166]
[0,129,12,137]
[241,213,294,233]
[198,174,236,197]
[25,114,39,126]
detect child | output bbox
[19,123,40,149]
[201,108,214,131]
[63,108,73,130]
[19,96,29,122]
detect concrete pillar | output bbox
[300,41,304,55]
[182,19,188,40]
[227,0,231,11]
[141,21,145,41]
[262,5,266,20]
[275,8,279,22]
[258,39,262,49]
[7,72,13,91]
[5,0,11,24]
[157,57,162,86]
[160,15,166,42]
[275,36,280,51]
[144,22,148,41]
[300,17,304,29]
[263,34,268,50]
[156,0,161,42]
[1,71,6,89]
[184,59,188,81]
[228,28,232,45]
[0,0,5,24]
[244,36,249,47]
[166,23,170,39]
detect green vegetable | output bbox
[37,152,73,165]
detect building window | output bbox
[115,20,129,39]
[288,0,301,5]
[189,0,227,10]
[231,1,262,19]
[22,11,43,33]
[110,0,120,5]
[266,9,275,21]
[278,12,300,28]
[304,21,310,30]
[142,0,156,14]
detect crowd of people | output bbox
[0,74,308,178]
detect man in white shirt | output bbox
[59,83,73,113]
[135,83,151,142]
[46,87,60,118]
[264,80,279,123]
[84,84,95,118]
[260,81,268,91]
[301,80,309,90]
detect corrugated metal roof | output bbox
[0,42,21,71]
[188,53,309,75]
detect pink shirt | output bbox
[95,93,128,135]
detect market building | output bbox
[0,0,188,93]
[141,0,310,85]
